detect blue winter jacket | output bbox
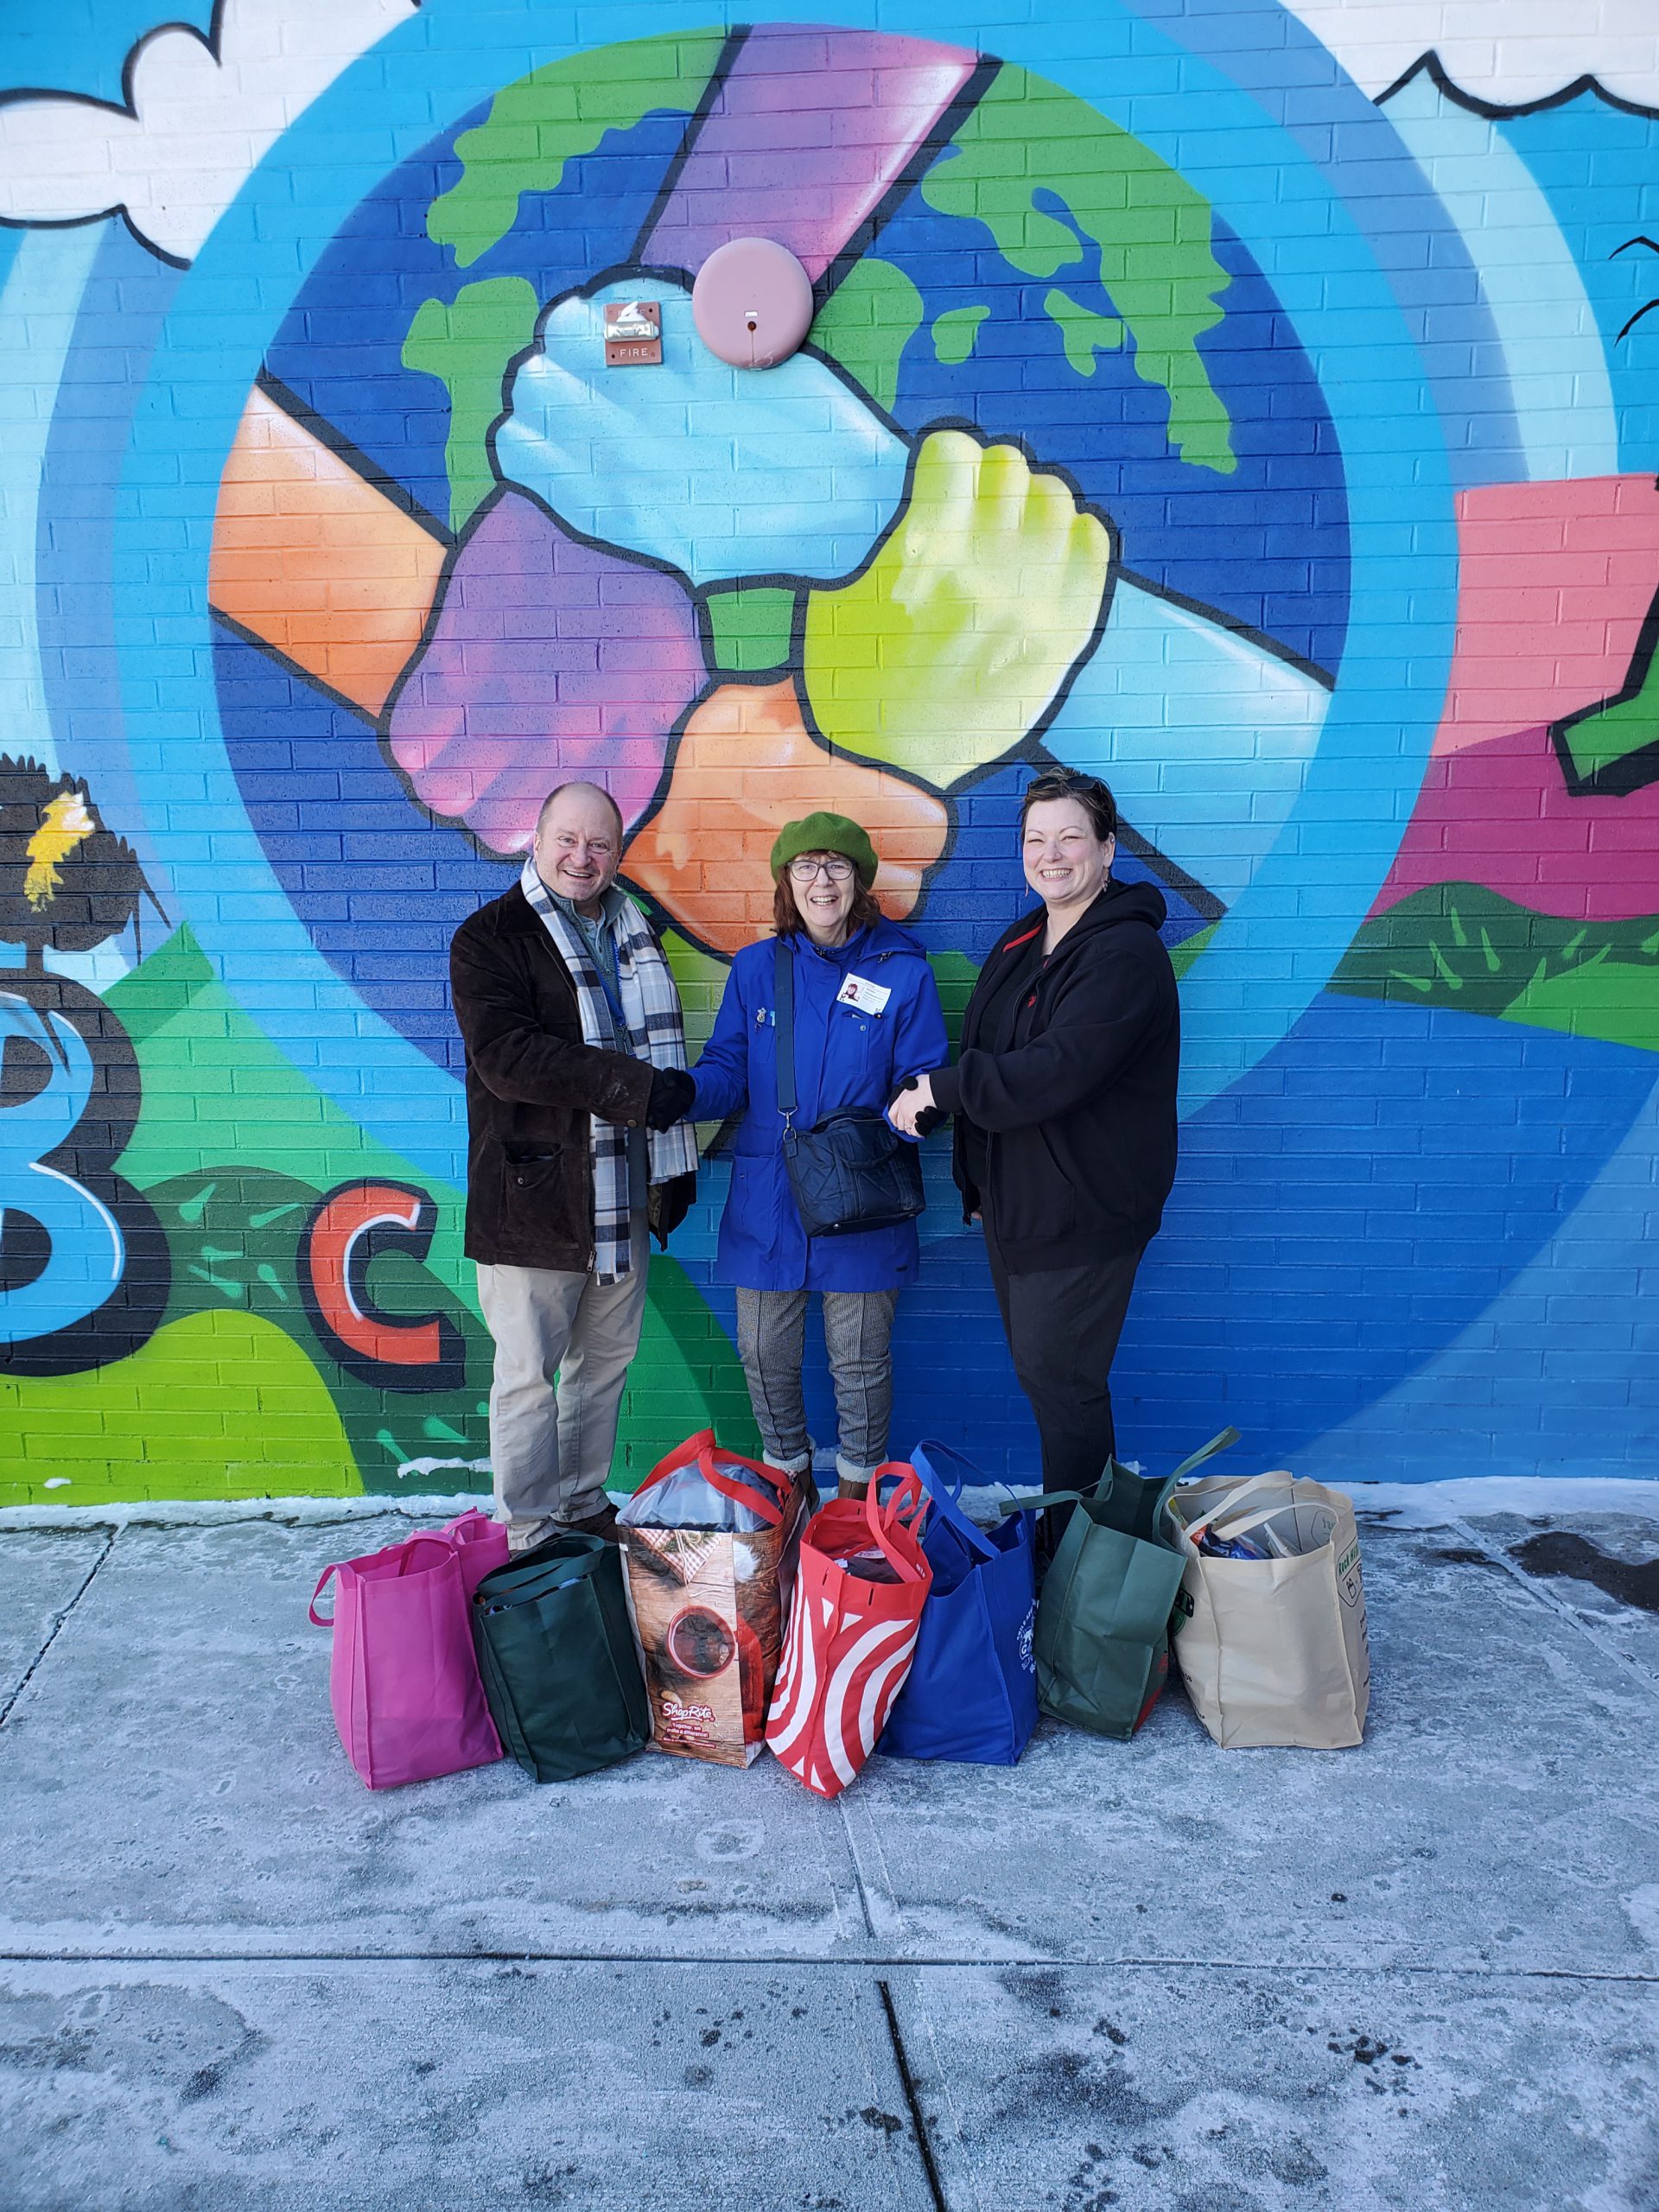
[689,921,949,1291]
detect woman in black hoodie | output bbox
[891,769,1179,1548]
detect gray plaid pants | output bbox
[734,1286,900,1485]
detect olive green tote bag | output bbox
[1006,1430,1237,1741]
[471,1533,651,1783]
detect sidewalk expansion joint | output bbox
[878,1978,951,2212]
[2,1949,1655,1985]
[0,1528,116,1731]
[1447,1514,1659,1696]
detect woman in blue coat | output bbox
[689,812,948,1500]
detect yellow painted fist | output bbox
[803,429,1116,791]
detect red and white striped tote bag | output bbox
[766,1467,932,1799]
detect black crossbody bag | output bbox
[774,940,925,1238]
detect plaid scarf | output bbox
[519,859,698,1283]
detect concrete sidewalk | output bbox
[1,1500,1656,2211]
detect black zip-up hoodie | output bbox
[930,880,1179,1270]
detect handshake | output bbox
[888,1073,947,1141]
[645,1066,697,1132]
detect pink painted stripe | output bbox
[1437,474,1659,758]
[643,22,979,283]
[1372,722,1659,925]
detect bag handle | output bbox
[998,1489,1084,1516]
[773,939,797,1124]
[442,1509,498,1548]
[397,1532,457,1577]
[636,1428,712,1492]
[910,1443,999,1562]
[1167,1427,1241,1482]
[308,1562,340,1628]
[695,1435,790,1529]
[632,1427,791,1529]
[864,1465,931,1583]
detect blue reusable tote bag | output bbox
[881,1442,1039,1766]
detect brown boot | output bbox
[836,1476,870,1503]
[563,1502,621,1544]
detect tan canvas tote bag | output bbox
[1167,1473,1370,1749]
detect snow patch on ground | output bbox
[2,1473,1654,1533]
[0,1494,488,1531]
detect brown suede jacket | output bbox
[448,882,696,1269]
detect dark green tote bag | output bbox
[1007,1429,1238,1741]
[471,1533,651,1783]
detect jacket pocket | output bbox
[503,1143,563,1193]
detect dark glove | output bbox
[645,1065,696,1131]
[889,1076,947,1141]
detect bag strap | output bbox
[634,1428,715,1498]
[308,1562,340,1627]
[695,1434,789,1529]
[631,1427,791,1529]
[865,1465,931,1582]
[910,1444,998,1562]
[998,1489,1085,1516]
[1167,1427,1241,1482]
[773,939,796,1122]
[397,1533,457,1577]
[442,1510,497,1547]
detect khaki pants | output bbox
[475,1213,649,1537]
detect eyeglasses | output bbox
[787,855,855,883]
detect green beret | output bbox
[770,811,879,887]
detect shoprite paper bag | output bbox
[1168,1473,1370,1749]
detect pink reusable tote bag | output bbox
[441,1508,509,1600]
[310,1528,503,1789]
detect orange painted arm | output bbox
[209,385,448,719]
[623,677,950,956]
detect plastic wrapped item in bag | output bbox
[617,1450,780,1533]
[1193,1524,1268,1561]
[618,1429,809,1768]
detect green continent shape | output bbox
[428,31,726,268]
[932,304,989,366]
[920,63,1236,474]
[808,257,924,415]
[702,586,797,675]
[403,277,541,531]
[1554,640,1659,788]
[1331,882,1659,1053]
[1045,287,1124,378]
[0,1310,360,1508]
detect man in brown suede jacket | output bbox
[449,782,696,1550]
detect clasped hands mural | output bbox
[1,0,1657,1500]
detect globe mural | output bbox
[4,1,1659,1500]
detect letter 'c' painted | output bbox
[301,1180,465,1391]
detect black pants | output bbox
[985,1234,1145,1562]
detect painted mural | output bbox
[0,0,1656,1503]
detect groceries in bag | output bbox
[766,1466,932,1798]
[471,1531,652,1782]
[1168,1470,1370,1749]
[882,1440,1038,1767]
[308,1511,505,1789]
[618,1428,809,1768]
[1006,1428,1237,1741]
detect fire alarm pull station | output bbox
[691,238,814,369]
[604,299,663,366]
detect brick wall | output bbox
[0,0,1656,1503]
